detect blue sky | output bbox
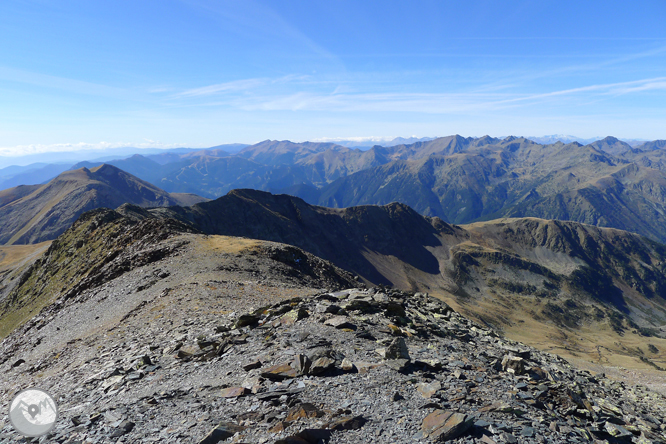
[1,0,665,156]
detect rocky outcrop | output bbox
[2,286,664,443]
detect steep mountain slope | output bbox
[2,192,666,390]
[154,189,451,286]
[0,164,207,245]
[297,138,666,243]
[503,164,666,242]
[237,140,350,166]
[316,153,517,222]
[2,206,665,443]
[636,139,666,151]
[588,136,634,155]
[72,155,186,185]
[155,156,312,199]
[147,190,666,352]
[0,185,41,208]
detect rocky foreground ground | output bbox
[0,228,665,443]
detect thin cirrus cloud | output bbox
[233,77,666,114]
[174,74,312,98]
[175,78,268,98]
[495,77,666,106]
[0,66,129,98]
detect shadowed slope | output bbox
[156,189,454,285]
[145,191,666,338]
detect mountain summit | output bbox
[0,164,206,245]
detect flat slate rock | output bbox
[422,410,474,441]
[324,315,356,330]
[261,362,299,380]
[198,422,246,444]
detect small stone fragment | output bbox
[219,387,249,398]
[385,302,407,318]
[417,381,442,398]
[480,401,516,413]
[324,316,356,330]
[501,355,525,375]
[198,422,246,444]
[341,358,355,371]
[269,421,291,433]
[327,415,368,431]
[520,426,534,437]
[242,360,262,371]
[309,356,335,375]
[605,422,633,439]
[385,358,410,372]
[276,429,332,444]
[502,432,518,444]
[292,354,311,375]
[109,420,135,438]
[596,397,624,417]
[385,337,410,360]
[280,308,309,326]
[234,314,259,329]
[261,362,299,380]
[176,345,201,359]
[285,403,325,421]
[355,361,382,374]
[480,435,497,444]
[421,410,474,441]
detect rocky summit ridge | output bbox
[0,207,665,443]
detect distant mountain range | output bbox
[527,134,647,147]
[3,134,666,245]
[0,144,249,169]
[314,136,436,148]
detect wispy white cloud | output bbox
[231,76,666,115]
[148,86,176,94]
[175,74,312,98]
[608,79,666,95]
[0,140,186,157]
[490,45,666,88]
[0,66,128,98]
[496,77,666,105]
[176,78,268,97]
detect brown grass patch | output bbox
[196,235,262,254]
[0,242,50,272]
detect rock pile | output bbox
[2,286,665,443]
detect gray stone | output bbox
[422,410,474,441]
[309,356,335,375]
[416,381,441,398]
[385,337,410,360]
[198,422,246,444]
[324,315,356,330]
